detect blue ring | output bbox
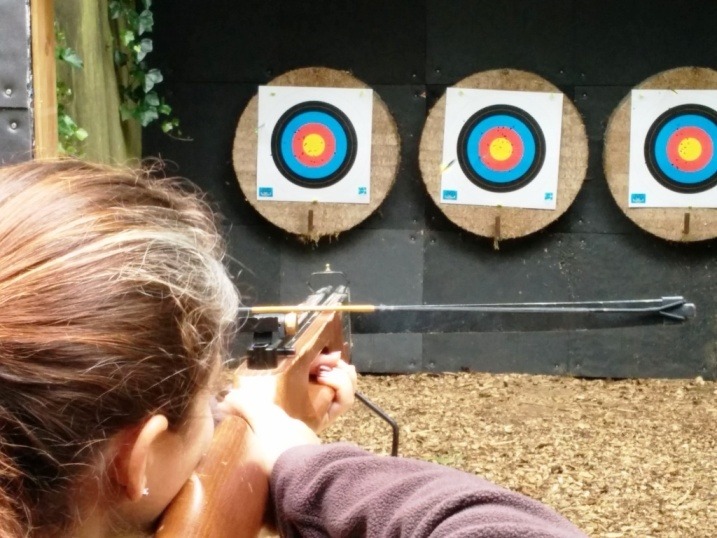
[271,101,358,189]
[464,114,537,184]
[644,104,717,194]
[456,104,546,193]
[652,114,717,184]
[278,110,348,181]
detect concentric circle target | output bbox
[644,104,717,193]
[457,104,546,192]
[271,101,358,188]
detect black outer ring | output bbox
[643,103,717,194]
[270,101,358,189]
[456,104,547,193]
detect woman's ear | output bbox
[112,415,169,502]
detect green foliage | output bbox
[55,25,88,156]
[110,0,182,135]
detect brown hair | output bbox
[0,159,238,535]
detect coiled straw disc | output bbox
[419,69,588,242]
[233,67,400,241]
[604,67,717,242]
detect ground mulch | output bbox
[321,373,717,538]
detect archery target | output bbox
[441,88,563,209]
[256,86,372,203]
[628,89,717,207]
[456,104,546,192]
[271,101,357,188]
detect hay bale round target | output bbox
[604,67,717,242]
[419,69,588,243]
[233,67,400,241]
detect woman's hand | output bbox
[309,351,357,432]
[217,351,357,472]
[219,389,319,476]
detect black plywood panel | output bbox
[0,109,32,164]
[0,1,30,109]
[142,83,265,226]
[560,234,717,377]
[567,326,704,379]
[279,228,424,306]
[574,86,630,143]
[352,334,422,373]
[424,230,572,304]
[152,0,426,85]
[224,225,282,306]
[0,0,31,165]
[423,332,569,374]
[426,0,576,86]
[574,0,717,85]
[562,233,715,301]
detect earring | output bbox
[142,487,150,497]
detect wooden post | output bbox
[30,0,58,158]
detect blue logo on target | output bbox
[258,187,274,198]
[442,190,458,201]
[631,193,646,204]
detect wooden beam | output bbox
[30,0,58,158]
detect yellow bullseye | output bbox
[303,133,326,157]
[489,137,513,161]
[678,137,702,162]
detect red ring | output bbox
[291,123,336,167]
[478,126,524,171]
[666,126,713,172]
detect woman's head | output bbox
[0,159,238,535]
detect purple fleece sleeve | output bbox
[270,443,588,538]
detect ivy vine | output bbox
[55,24,88,156]
[110,0,183,135]
[55,0,183,155]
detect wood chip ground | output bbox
[321,373,717,538]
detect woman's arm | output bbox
[271,443,588,538]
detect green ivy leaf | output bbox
[138,9,154,35]
[119,103,135,122]
[158,103,172,115]
[135,38,153,61]
[143,68,163,92]
[113,50,128,67]
[75,128,89,141]
[121,29,135,47]
[109,0,122,19]
[125,9,139,28]
[144,91,160,107]
[143,0,152,9]
[138,108,159,126]
[58,48,84,69]
[56,82,72,102]
[161,120,174,133]
[58,113,77,131]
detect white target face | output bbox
[256,86,373,203]
[440,88,564,210]
[628,89,717,208]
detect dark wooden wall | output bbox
[144,0,717,378]
[0,0,32,164]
